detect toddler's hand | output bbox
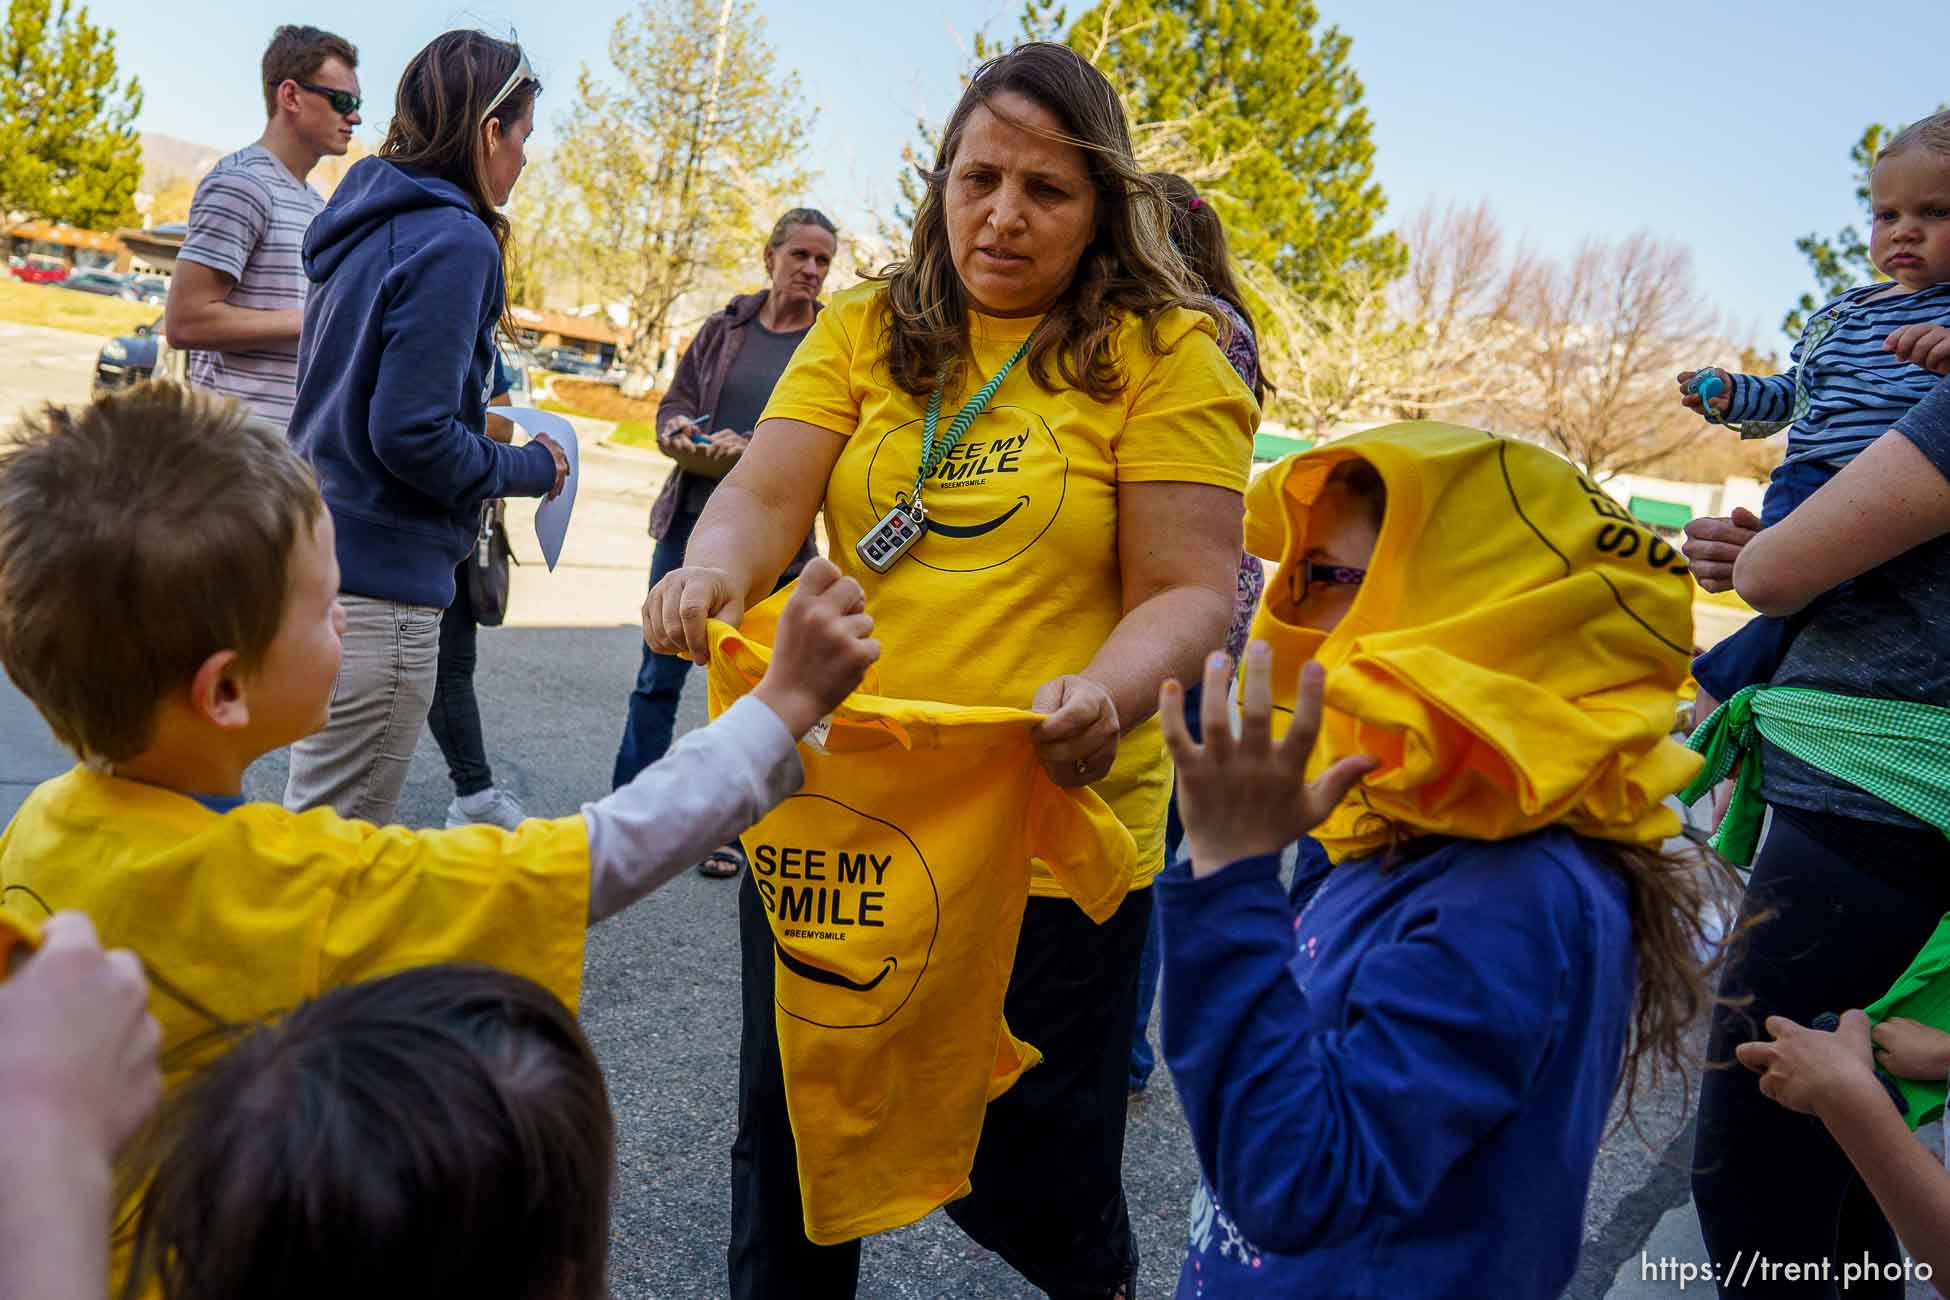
[1676,368,1732,418]
[1887,323,1950,376]
[754,557,879,738]
[1736,1010,1886,1119]
[1160,643,1378,878]
[1871,1016,1950,1082]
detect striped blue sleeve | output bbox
[1725,369,1794,423]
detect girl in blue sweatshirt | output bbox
[284,31,568,825]
[1155,427,1719,1299]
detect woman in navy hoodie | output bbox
[283,31,566,824]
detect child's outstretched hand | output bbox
[1736,1011,1886,1119]
[1160,643,1379,879]
[1887,323,1950,376]
[1676,368,1733,418]
[1871,1016,1950,1082]
[753,557,880,739]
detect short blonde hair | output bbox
[1880,110,1950,162]
[0,383,323,763]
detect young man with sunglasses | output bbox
[164,25,360,434]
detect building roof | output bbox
[6,220,124,253]
[509,304,632,347]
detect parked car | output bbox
[60,269,134,298]
[93,317,186,398]
[10,254,68,285]
[535,346,616,382]
[497,343,534,408]
[127,275,168,305]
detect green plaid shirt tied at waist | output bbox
[1680,684,1950,867]
[1683,684,1950,1128]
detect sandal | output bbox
[696,845,746,879]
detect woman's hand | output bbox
[1161,644,1377,877]
[1736,1011,1887,1119]
[1031,674,1121,787]
[644,565,747,665]
[1681,507,1761,593]
[705,429,747,462]
[532,432,570,501]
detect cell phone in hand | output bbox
[689,415,714,445]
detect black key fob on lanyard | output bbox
[857,500,928,573]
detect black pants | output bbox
[426,562,492,798]
[728,869,1150,1299]
[1693,805,1950,1298]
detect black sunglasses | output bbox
[1288,560,1367,605]
[288,80,362,116]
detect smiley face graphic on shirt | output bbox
[745,794,939,1030]
[862,405,1068,573]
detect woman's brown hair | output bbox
[876,41,1215,402]
[120,964,614,1300]
[1154,172,1267,406]
[379,32,538,297]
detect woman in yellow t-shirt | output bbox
[645,40,1254,1300]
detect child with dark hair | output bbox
[123,964,612,1300]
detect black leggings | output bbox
[727,869,1149,1299]
[1693,804,1950,1298]
[426,563,492,798]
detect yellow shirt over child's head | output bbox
[1245,423,1702,861]
[762,281,1256,889]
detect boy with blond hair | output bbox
[0,382,878,1083]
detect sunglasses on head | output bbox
[289,80,361,116]
[481,47,535,124]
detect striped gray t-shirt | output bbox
[178,143,324,432]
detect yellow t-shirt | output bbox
[0,768,591,1091]
[1242,423,1702,860]
[705,599,1136,1244]
[761,282,1256,889]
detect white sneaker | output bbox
[445,787,527,830]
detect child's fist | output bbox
[1887,323,1950,376]
[1870,1016,1950,1082]
[1736,1011,1885,1119]
[1676,368,1732,418]
[1160,643,1378,878]
[754,557,880,738]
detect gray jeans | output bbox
[283,594,442,824]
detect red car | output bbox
[8,254,69,284]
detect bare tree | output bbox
[1251,263,1414,440]
[1496,232,1722,480]
[1388,200,1539,422]
[557,0,815,391]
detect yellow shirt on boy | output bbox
[0,769,590,1087]
[762,282,1256,889]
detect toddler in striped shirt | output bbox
[1681,110,1950,706]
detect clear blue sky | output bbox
[88,0,1950,351]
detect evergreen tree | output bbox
[1065,0,1401,296]
[0,0,142,229]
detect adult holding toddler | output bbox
[1685,365,1950,1298]
[644,41,1256,1299]
[283,32,568,824]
